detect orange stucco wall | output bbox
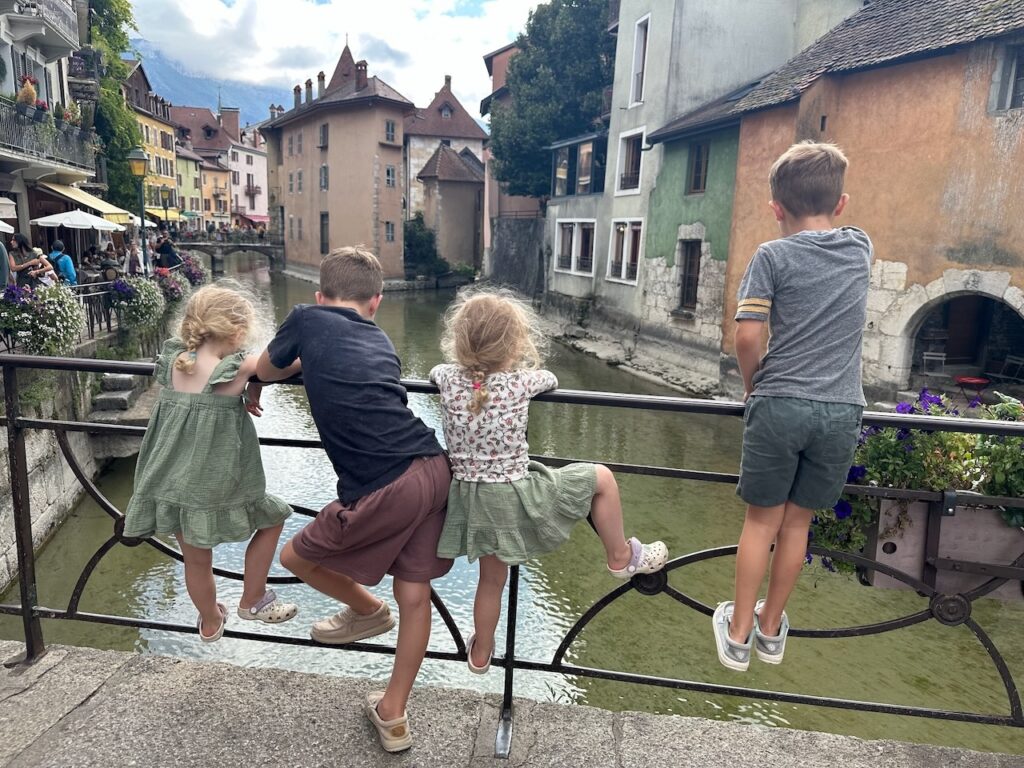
[722,45,1024,354]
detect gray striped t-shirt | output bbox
[735,227,872,406]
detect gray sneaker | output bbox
[753,599,789,664]
[310,601,396,645]
[712,601,753,671]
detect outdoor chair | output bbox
[984,355,1024,384]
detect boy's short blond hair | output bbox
[320,246,384,301]
[769,141,848,217]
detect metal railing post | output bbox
[2,364,45,662]
[495,564,519,759]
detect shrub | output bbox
[24,284,85,356]
[111,277,165,332]
[16,76,36,106]
[975,392,1024,526]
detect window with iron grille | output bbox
[608,220,643,283]
[679,240,702,311]
[320,212,330,255]
[618,132,643,192]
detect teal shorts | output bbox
[737,395,863,510]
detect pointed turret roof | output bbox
[418,144,485,184]
[327,44,357,93]
[405,75,488,141]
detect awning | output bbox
[246,214,270,223]
[0,197,15,219]
[145,207,182,222]
[37,182,132,224]
[181,211,201,218]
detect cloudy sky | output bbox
[130,0,540,119]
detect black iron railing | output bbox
[1,354,1022,758]
[0,97,95,171]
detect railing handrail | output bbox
[1,354,1021,756]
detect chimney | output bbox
[444,74,451,89]
[293,85,302,109]
[220,106,240,140]
[305,78,313,104]
[270,103,277,119]
[317,71,326,99]
[356,60,368,91]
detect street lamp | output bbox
[159,184,171,229]
[126,146,150,275]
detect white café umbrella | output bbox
[31,209,126,232]
[0,220,13,234]
[130,214,157,229]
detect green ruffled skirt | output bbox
[437,461,597,564]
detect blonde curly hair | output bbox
[440,289,548,413]
[174,284,256,373]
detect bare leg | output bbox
[471,556,508,667]
[175,534,221,633]
[730,503,786,642]
[758,502,814,636]
[240,523,284,610]
[280,538,381,615]
[587,465,633,570]
[375,578,431,722]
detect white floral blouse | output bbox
[430,364,558,483]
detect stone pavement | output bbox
[0,641,1021,768]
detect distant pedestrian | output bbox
[0,237,10,286]
[712,141,872,672]
[8,233,49,288]
[127,241,141,276]
[50,240,76,285]
[123,285,299,642]
[430,290,669,675]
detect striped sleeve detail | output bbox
[736,298,771,316]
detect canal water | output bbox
[2,257,1023,755]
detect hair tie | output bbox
[472,381,482,390]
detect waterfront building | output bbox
[260,45,413,277]
[673,0,1024,400]
[479,43,543,279]
[541,0,863,392]
[0,0,120,241]
[175,143,204,232]
[220,107,269,229]
[123,60,179,226]
[200,157,231,232]
[417,144,485,269]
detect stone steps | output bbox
[90,370,148,412]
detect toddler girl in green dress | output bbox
[124,284,299,642]
[430,290,669,673]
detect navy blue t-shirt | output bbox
[267,304,442,503]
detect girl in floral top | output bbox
[430,290,669,674]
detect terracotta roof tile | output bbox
[417,144,485,183]
[169,106,236,150]
[406,78,487,140]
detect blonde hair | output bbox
[441,289,548,413]
[174,284,256,373]
[769,140,848,217]
[320,246,384,302]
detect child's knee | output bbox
[392,579,432,611]
[594,464,615,492]
[279,540,308,574]
[479,560,508,588]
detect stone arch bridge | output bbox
[177,240,285,272]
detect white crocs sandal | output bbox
[466,632,492,675]
[608,537,669,579]
[236,590,298,624]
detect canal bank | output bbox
[0,640,1018,768]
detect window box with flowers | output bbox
[812,389,1024,600]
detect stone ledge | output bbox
[0,642,1017,768]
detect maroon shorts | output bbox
[292,454,453,585]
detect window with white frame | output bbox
[386,165,396,187]
[319,164,329,190]
[608,220,643,283]
[630,15,649,105]
[385,221,395,242]
[554,220,596,275]
[617,129,644,193]
[385,120,396,142]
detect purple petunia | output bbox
[804,553,813,565]
[833,499,853,519]
[895,401,914,414]
[968,397,982,409]
[847,465,867,483]
[820,557,837,573]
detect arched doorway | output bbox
[909,294,1024,390]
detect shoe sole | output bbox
[311,616,397,645]
[712,604,750,672]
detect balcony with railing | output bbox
[245,184,262,196]
[211,183,228,198]
[0,0,80,58]
[0,97,96,173]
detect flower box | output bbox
[32,109,47,123]
[865,499,1024,601]
[15,102,32,117]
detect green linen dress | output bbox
[122,339,291,548]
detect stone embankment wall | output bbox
[0,366,106,592]
[488,218,546,298]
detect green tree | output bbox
[403,212,449,277]
[89,0,142,210]
[488,0,614,198]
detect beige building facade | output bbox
[262,47,412,277]
[418,144,484,269]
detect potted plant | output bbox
[53,102,65,129]
[32,99,49,122]
[15,75,37,117]
[65,100,82,132]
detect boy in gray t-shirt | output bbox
[713,141,872,672]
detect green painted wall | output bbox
[646,127,740,267]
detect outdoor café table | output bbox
[954,375,989,403]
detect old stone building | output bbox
[417,144,485,269]
[260,46,412,276]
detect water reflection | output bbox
[1,257,1022,755]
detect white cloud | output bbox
[130,0,538,118]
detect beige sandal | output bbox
[198,602,227,643]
